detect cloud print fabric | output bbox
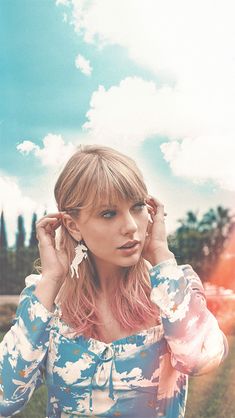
[0,259,228,417]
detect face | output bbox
[70,197,149,270]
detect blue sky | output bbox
[1,0,235,246]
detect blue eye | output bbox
[133,202,146,211]
[102,210,116,219]
[100,203,146,218]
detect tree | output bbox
[168,210,205,275]
[168,206,235,281]
[0,213,40,294]
[15,214,26,250]
[0,210,8,249]
[0,210,9,294]
[199,206,234,280]
[29,212,38,247]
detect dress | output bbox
[0,259,228,418]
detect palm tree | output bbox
[169,206,234,281]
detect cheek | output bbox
[142,211,150,228]
[80,224,111,251]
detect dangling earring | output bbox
[70,241,88,279]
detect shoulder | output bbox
[18,273,43,301]
[25,273,42,287]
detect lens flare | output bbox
[205,227,235,334]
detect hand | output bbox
[36,212,69,284]
[142,196,175,265]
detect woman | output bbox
[0,145,228,418]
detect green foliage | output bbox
[0,249,15,294]
[14,385,47,418]
[29,213,38,247]
[0,212,40,294]
[16,215,26,250]
[0,211,8,249]
[0,246,39,295]
[168,206,235,281]
[186,335,235,418]
[0,303,17,331]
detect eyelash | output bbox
[101,202,146,219]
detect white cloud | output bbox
[75,54,92,75]
[83,76,235,191]
[0,175,45,247]
[160,136,235,192]
[83,77,161,148]
[17,134,76,167]
[69,0,235,85]
[60,0,235,191]
[17,140,39,155]
[56,0,70,5]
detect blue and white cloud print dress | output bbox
[0,259,228,418]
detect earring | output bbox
[70,241,88,278]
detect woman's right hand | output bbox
[36,212,68,284]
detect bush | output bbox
[0,303,17,332]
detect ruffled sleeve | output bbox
[149,258,228,375]
[0,274,55,417]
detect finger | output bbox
[146,201,159,220]
[145,197,157,215]
[36,218,61,241]
[146,196,165,217]
[44,220,60,232]
[37,212,65,223]
[147,195,164,208]
[36,217,61,227]
[145,201,155,222]
[146,204,154,215]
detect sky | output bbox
[1,0,235,247]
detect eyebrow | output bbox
[97,199,144,210]
[97,204,118,209]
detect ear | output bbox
[62,213,82,242]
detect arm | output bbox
[149,258,228,375]
[144,196,228,376]
[0,275,55,417]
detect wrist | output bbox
[42,273,65,287]
[148,248,175,266]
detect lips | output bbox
[118,240,140,249]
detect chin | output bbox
[120,255,141,267]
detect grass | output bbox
[185,334,235,418]
[1,332,235,418]
[14,386,47,418]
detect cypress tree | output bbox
[0,210,9,294]
[0,210,8,249]
[15,214,26,250]
[29,212,38,247]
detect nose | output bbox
[120,212,138,236]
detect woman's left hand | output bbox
[142,196,175,266]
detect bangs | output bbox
[81,156,148,212]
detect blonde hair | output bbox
[54,145,159,340]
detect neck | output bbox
[91,255,127,297]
